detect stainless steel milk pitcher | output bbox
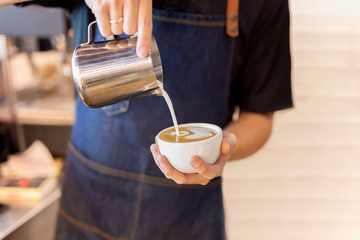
[72,21,163,108]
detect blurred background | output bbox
[0,4,72,240]
[0,0,360,239]
[223,0,360,239]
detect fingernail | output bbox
[222,140,231,154]
[139,47,148,58]
[226,141,231,151]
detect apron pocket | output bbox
[135,183,226,240]
[102,101,130,117]
[58,144,140,239]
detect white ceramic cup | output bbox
[156,123,223,173]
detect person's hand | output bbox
[85,0,152,58]
[150,131,237,185]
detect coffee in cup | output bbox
[156,123,222,173]
[159,125,217,143]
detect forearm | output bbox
[0,0,31,7]
[225,110,274,160]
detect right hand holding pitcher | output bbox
[150,131,237,186]
[85,0,153,58]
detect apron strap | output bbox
[226,0,239,37]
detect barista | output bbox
[2,0,293,239]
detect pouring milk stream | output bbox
[157,80,180,136]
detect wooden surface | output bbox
[223,1,360,239]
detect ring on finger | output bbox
[110,17,123,24]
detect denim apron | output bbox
[56,7,238,240]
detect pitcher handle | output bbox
[86,20,138,44]
[87,20,97,44]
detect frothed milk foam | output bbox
[159,125,217,143]
[157,81,217,143]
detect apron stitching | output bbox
[130,176,144,240]
[153,15,226,26]
[58,205,129,240]
[69,142,222,189]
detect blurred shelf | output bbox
[15,109,74,126]
[14,81,75,126]
[0,188,61,240]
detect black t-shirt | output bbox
[153,0,226,15]
[17,0,293,113]
[154,0,293,113]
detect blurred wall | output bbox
[223,0,360,239]
[0,5,66,37]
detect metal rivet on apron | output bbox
[229,13,237,22]
[229,24,237,33]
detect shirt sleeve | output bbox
[231,0,293,113]
[15,0,72,10]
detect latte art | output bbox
[159,126,217,143]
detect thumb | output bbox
[221,132,237,155]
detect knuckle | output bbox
[160,167,169,177]
[175,177,186,185]
[206,173,216,180]
[99,3,108,12]
[203,170,217,180]
[210,169,218,178]
[198,167,208,175]
[162,171,172,179]
[231,133,237,143]
[162,168,169,176]
[200,180,210,186]
[198,167,213,178]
